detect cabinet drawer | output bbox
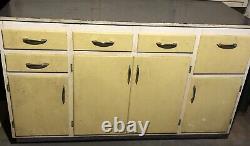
[5,53,68,72]
[194,35,250,73]
[2,29,67,50]
[138,34,196,53]
[73,32,133,51]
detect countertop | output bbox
[0,0,249,27]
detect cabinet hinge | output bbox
[70,64,73,72]
[71,121,74,127]
[6,83,10,92]
[239,85,242,92]
[11,121,15,129]
[189,66,192,73]
[178,119,182,126]
[229,119,232,125]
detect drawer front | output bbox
[194,35,250,73]
[138,34,196,52]
[2,29,67,50]
[73,32,133,51]
[5,53,68,72]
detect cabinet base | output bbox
[15,134,229,143]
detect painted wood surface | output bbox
[137,34,196,53]
[182,76,243,132]
[0,21,249,139]
[5,53,68,72]
[73,54,132,135]
[8,74,69,136]
[129,56,191,133]
[2,29,67,50]
[194,35,250,74]
[73,32,133,51]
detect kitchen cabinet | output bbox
[182,77,242,133]
[0,0,249,141]
[129,56,191,133]
[8,74,69,136]
[2,29,67,50]
[194,35,250,74]
[74,54,132,135]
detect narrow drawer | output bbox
[73,32,133,51]
[138,34,196,53]
[2,29,67,50]
[5,53,68,72]
[194,35,250,73]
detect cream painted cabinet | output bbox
[8,74,69,136]
[129,56,191,133]
[2,29,67,50]
[74,54,133,135]
[1,22,250,140]
[182,77,242,133]
[194,35,250,73]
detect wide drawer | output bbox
[194,35,250,73]
[137,34,196,53]
[73,32,133,51]
[5,53,68,72]
[2,29,67,50]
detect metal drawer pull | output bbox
[156,42,177,49]
[26,63,49,69]
[128,65,131,84]
[191,85,196,103]
[62,86,65,104]
[92,40,114,47]
[135,65,140,84]
[217,43,237,49]
[23,38,47,45]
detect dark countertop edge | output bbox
[0,17,250,29]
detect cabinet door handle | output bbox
[135,65,140,84]
[191,85,196,103]
[128,65,131,84]
[92,40,114,47]
[62,86,65,104]
[23,38,47,45]
[26,63,49,69]
[217,43,237,49]
[156,42,177,49]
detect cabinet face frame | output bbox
[0,21,250,138]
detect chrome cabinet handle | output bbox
[135,65,140,84]
[191,85,196,103]
[217,43,237,49]
[92,40,114,47]
[23,38,47,45]
[128,65,131,84]
[62,86,65,104]
[26,63,49,69]
[156,42,177,49]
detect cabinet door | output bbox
[182,77,242,133]
[74,54,132,135]
[194,35,250,73]
[9,74,69,136]
[129,56,191,133]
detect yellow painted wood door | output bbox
[182,77,242,133]
[2,29,67,50]
[8,74,69,136]
[74,54,132,135]
[194,35,250,73]
[129,56,191,133]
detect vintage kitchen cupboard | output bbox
[0,0,249,142]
